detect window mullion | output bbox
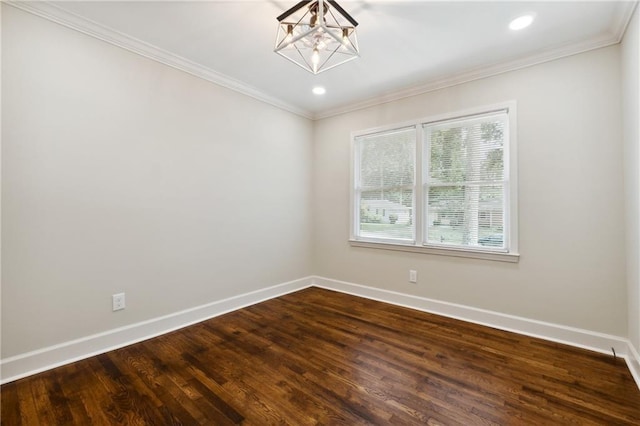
[415,124,424,245]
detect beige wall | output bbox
[1,3,635,364]
[313,46,627,336]
[1,6,314,358]
[623,5,640,351]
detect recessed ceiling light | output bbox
[509,14,535,31]
[312,86,326,95]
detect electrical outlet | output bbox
[409,270,417,283]
[112,293,125,311]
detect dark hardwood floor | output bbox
[2,287,640,425]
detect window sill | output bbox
[349,239,520,263]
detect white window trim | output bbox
[352,124,418,245]
[349,101,519,263]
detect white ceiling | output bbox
[16,0,638,118]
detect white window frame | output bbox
[350,101,519,263]
[352,125,417,245]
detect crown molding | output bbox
[6,0,637,122]
[5,0,314,120]
[313,0,638,120]
[313,30,625,120]
[613,0,639,43]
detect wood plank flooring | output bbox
[2,287,640,425]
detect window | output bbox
[354,127,416,242]
[351,103,518,262]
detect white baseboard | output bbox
[626,342,640,389]
[3,274,639,391]
[0,277,313,384]
[312,276,640,390]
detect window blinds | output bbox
[424,111,508,249]
[355,127,416,242]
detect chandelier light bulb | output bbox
[342,28,349,45]
[311,48,320,65]
[284,24,293,45]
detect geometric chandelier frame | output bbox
[275,0,359,74]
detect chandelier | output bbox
[275,0,359,74]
